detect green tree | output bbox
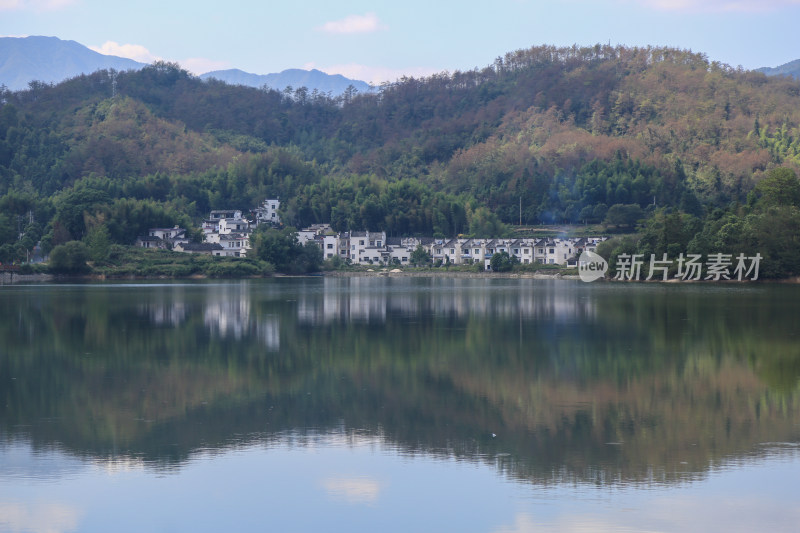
[490,250,515,272]
[410,245,431,267]
[299,241,323,273]
[468,207,507,237]
[250,227,320,274]
[596,235,639,276]
[604,203,644,228]
[85,224,111,263]
[754,167,800,208]
[48,240,90,274]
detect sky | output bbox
[1,0,800,84]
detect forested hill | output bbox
[2,44,800,274]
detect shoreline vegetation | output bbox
[0,247,800,286]
[2,50,800,282]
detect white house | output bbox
[320,234,338,260]
[217,233,250,257]
[209,209,242,221]
[255,199,281,226]
[219,217,250,235]
[349,231,387,265]
[137,226,189,250]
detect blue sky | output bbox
[2,0,800,84]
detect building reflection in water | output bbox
[296,277,596,325]
[204,284,280,351]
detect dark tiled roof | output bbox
[181,243,223,251]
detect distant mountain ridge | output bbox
[0,36,372,96]
[200,68,373,95]
[0,36,145,91]
[757,59,800,80]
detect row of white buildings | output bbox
[136,199,605,269]
[297,225,605,269]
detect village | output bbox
[135,198,607,270]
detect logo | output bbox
[579,251,608,282]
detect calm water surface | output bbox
[1,278,798,532]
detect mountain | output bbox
[200,68,373,96]
[0,35,373,97]
[757,59,800,80]
[0,36,145,91]
[3,45,800,276]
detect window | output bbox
[475,249,480,255]
[327,243,334,249]
[360,240,365,245]
[377,241,382,247]
[549,248,555,254]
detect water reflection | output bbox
[0,502,82,533]
[203,284,281,350]
[0,279,798,488]
[295,277,596,324]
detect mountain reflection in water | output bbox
[1,278,798,488]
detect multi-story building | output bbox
[175,207,607,270]
[254,199,281,226]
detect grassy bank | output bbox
[82,246,275,278]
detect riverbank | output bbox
[323,269,581,280]
[0,272,54,284]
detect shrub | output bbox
[48,241,90,274]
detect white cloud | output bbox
[89,41,159,63]
[492,512,650,533]
[319,12,385,34]
[88,41,226,75]
[310,62,441,86]
[181,57,230,75]
[0,502,82,533]
[320,476,382,504]
[626,0,800,12]
[491,493,800,533]
[0,0,78,11]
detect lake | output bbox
[1,277,799,532]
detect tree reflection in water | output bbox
[1,278,798,485]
